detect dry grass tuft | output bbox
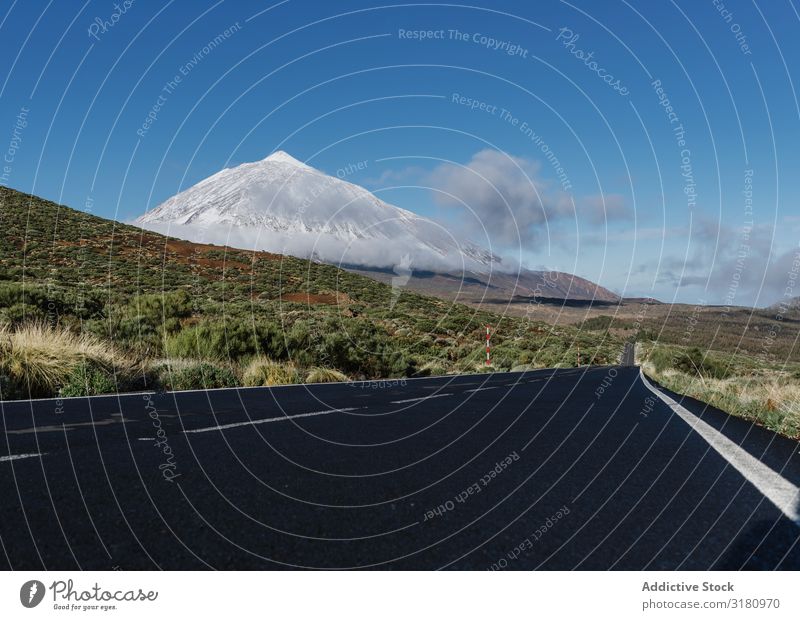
[304,367,349,383]
[415,360,448,377]
[242,356,301,387]
[0,322,133,397]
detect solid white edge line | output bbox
[184,407,362,434]
[0,453,44,462]
[639,368,800,525]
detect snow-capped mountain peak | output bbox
[261,150,311,168]
[136,151,500,272]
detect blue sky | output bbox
[1,0,799,306]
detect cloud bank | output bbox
[656,219,800,307]
[137,220,499,274]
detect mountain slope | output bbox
[0,185,623,394]
[136,152,619,304]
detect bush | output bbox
[243,357,300,386]
[649,345,731,380]
[165,320,282,360]
[286,320,318,367]
[316,319,418,378]
[130,290,192,324]
[60,363,118,397]
[0,302,47,325]
[0,282,105,324]
[157,361,238,391]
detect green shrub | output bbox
[286,320,319,366]
[649,345,731,380]
[0,302,46,325]
[158,361,238,391]
[0,282,105,324]
[130,290,192,324]
[60,363,118,397]
[164,320,281,360]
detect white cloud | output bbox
[651,217,800,306]
[426,149,630,249]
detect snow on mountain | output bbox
[136,151,500,273]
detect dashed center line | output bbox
[0,453,45,462]
[465,386,500,393]
[390,393,454,404]
[184,407,364,434]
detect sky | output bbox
[1,0,799,306]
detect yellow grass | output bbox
[305,367,349,383]
[0,322,132,397]
[242,356,300,386]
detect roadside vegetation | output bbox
[0,186,622,400]
[638,341,800,439]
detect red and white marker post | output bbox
[485,324,491,366]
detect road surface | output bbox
[0,366,798,569]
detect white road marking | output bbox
[465,386,500,393]
[390,393,453,404]
[640,369,800,525]
[0,453,44,462]
[184,407,363,434]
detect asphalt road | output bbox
[1,366,798,570]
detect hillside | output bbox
[0,186,621,400]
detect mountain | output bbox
[137,151,498,273]
[136,151,619,304]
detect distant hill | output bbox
[349,265,620,309]
[622,297,663,305]
[767,296,800,315]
